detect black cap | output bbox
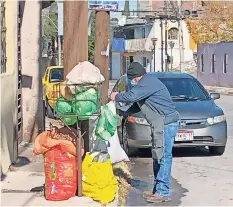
[127,62,146,80]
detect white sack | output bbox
[66,61,105,84]
[107,130,130,164]
[106,101,130,164]
[66,61,105,94]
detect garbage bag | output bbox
[33,127,84,156]
[95,104,119,141]
[44,145,77,201]
[72,88,98,120]
[60,116,77,126]
[55,97,76,125]
[66,61,104,94]
[82,152,118,205]
[107,130,130,164]
[55,97,73,114]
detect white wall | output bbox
[1,1,18,174]
[152,19,194,71]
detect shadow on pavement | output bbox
[126,158,188,206]
[130,147,211,158]
[11,156,31,168]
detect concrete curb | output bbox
[205,86,233,96]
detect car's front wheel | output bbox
[209,146,226,156]
[122,125,134,156]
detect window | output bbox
[159,78,208,101]
[223,53,228,74]
[211,54,215,73]
[142,28,146,38]
[201,54,204,72]
[168,28,179,40]
[112,76,126,93]
[49,68,64,82]
[129,56,134,63]
[142,57,147,67]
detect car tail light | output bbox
[128,116,135,123]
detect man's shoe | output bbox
[146,194,171,203]
[142,191,153,199]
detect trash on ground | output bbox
[82,152,118,205]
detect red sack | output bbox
[44,145,77,201]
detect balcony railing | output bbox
[125,38,154,52]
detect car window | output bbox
[112,76,126,93]
[159,78,208,101]
[49,68,64,82]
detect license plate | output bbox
[175,130,194,142]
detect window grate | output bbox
[0,0,6,74]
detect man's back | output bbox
[133,73,178,124]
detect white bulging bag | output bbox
[106,101,130,164]
[66,61,105,94]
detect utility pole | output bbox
[164,0,168,72]
[178,0,184,72]
[63,1,88,77]
[94,11,110,104]
[63,0,88,197]
[160,18,164,72]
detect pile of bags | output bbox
[54,61,105,125]
[33,127,84,201]
[33,61,130,204]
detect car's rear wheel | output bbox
[45,99,54,119]
[209,146,226,156]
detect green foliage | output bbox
[186,2,233,44]
[43,2,58,41]
[88,12,96,64]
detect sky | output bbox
[111,0,138,18]
[57,0,138,36]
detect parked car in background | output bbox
[42,66,64,118]
[112,73,227,156]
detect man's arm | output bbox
[115,83,155,103]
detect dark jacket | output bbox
[115,73,179,125]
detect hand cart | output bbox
[49,82,102,197]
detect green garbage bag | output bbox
[72,88,98,120]
[55,97,76,126]
[55,97,73,114]
[60,116,77,126]
[95,104,119,141]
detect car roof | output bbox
[148,72,192,79]
[47,66,64,70]
[123,72,193,79]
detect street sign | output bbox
[169,41,175,49]
[88,0,119,11]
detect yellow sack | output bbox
[82,152,118,205]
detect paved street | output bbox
[126,95,233,206]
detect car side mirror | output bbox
[210,93,220,100]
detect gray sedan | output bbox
[112,73,227,156]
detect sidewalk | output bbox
[205,85,233,96]
[1,143,117,206]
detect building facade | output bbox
[1,0,18,175]
[111,17,196,79]
[197,42,233,87]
